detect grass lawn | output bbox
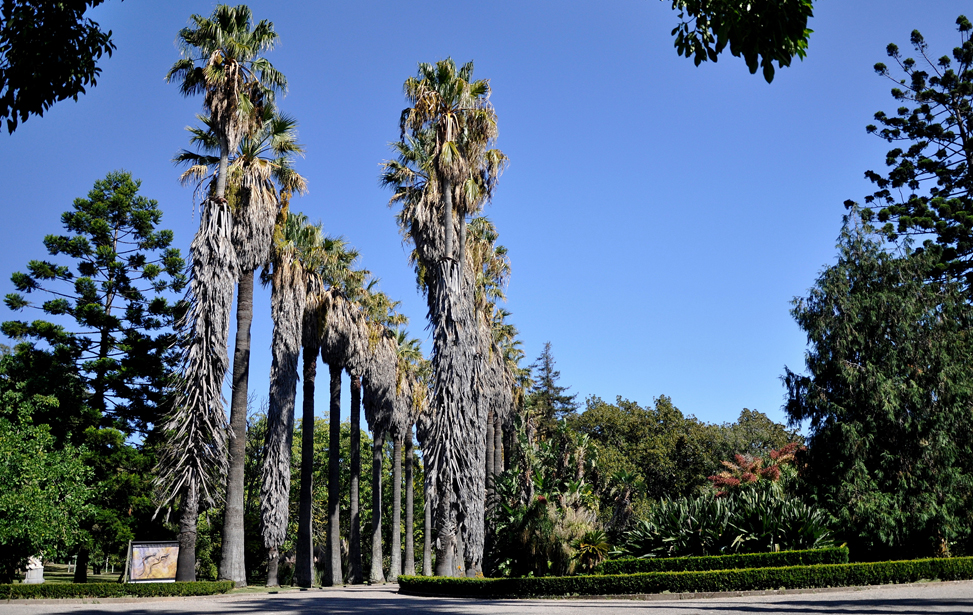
[10,563,122,585]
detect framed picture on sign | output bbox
[128,541,179,583]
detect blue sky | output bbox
[1,1,968,429]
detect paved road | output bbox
[2,581,972,615]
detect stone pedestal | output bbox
[23,567,44,584]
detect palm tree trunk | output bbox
[175,483,199,582]
[370,430,385,583]
[428,257,485,576]
[403,428,416,576]
[390,435,402,580]
[486,408,495,506]
[295,346,316,587]
[454,528,465,577]
[423,471,432,576]
[326,363,343,585]
[266,547,280,587]
[484,408,495,560]
[434,513,455,577]
[220,268,254,587]
[494,412,503,473]
[442,178,453,262]
[349,373,363,583]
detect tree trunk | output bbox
[457,208,466,281]
[73,547,90,583]
[175,483,199,582]
[442,178,453,262]
[485,408,495,560]
[454,529,465,577]
[390,435,403,580]
[423,471,433,576]
[349,373,363,583]
[326,363,343,586]
[370,431,385,584]
[403,428,415,576]
[266,547,279,587]
[434,515,455,577]
[219,269,254,587]
[428,255,485,575]
[486,408,495,507]
[494,412,503,474]
[295,347,316,587]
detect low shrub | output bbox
[0,581,234,600]
[399,556,973,598]
[600,546,849,575]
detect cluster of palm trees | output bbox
[155,4,531,586]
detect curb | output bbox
[398,578,973,601]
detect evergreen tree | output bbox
[784,213,973,559]
[3,170,186,436]
[857,16,973,289]
[526,342,578,438]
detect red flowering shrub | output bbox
[708,443,805,497]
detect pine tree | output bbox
[526,342,577,439]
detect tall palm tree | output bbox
[356,286,409,583]
[466,216,511,515]
[167,4,287,587]
[306,243,361,587]
[178,108,308,586]
[257,209,319,587]
[317,266,367,586]
[292,237,357,587]
[393,329,429,577]
[386,60,506,575]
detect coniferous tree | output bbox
[784,213,973,559]
[857,16,973,289]
[526,342,577,439]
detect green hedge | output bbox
[600,547,849,575]
[399,556,973,598]
[0,581,234,600]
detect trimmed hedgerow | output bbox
[0,581,234,600]
[399,556,973,598]
[600,547,849,575]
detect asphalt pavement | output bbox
[2,580,972,615]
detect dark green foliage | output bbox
[621,483,835,558]
[399,556,973,598]
[569,396,719,516]
[666,0,814,82]
[0,1,117,133]
[3,171,186,436]
[600,546,848,575]
[784,215,973,559]
[857,16,973,288]
[0,581,233,600]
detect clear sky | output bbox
[1,1,968,429]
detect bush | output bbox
[398,556,973,598]
[0,581,234,600]
[600,546,849,575]
[622,483,834,558]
